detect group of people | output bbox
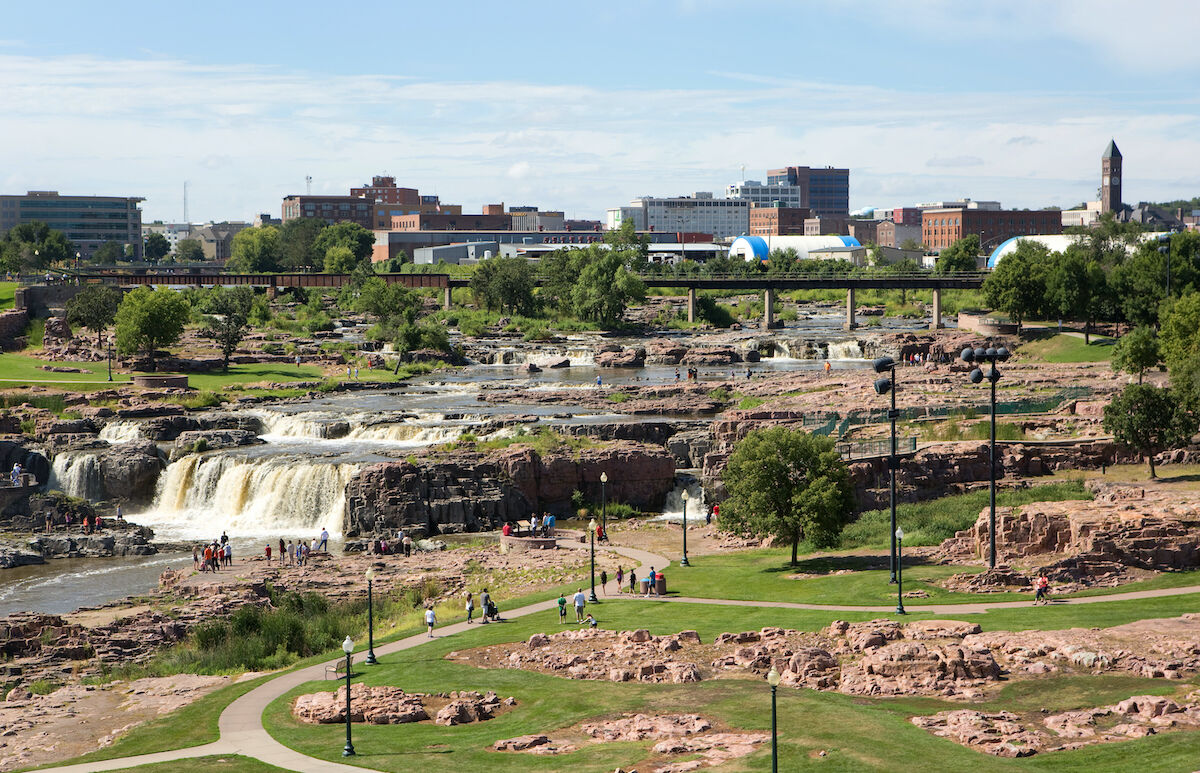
[557,588,597,627]
[8,462,23,487]
[195,533,232,572]
[463,588,500,627]
[501,514,557,538]
[38,503,123,534]
[266,537,314,567]
[1033,574,1052,605]
[370,530,414,556]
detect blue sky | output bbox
[2,0,1199,224]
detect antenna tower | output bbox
[306,175,313,195]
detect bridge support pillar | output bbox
[443,286,452,311]
[267,284,278,300]
[845,287,857,330]
[931,288,944,330]
[763,289,774,330]
[687,287,696,323]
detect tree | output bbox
[0,221,75,272]
[66,285,123,346]
[1158,292,1200,370]
[719,426,855,565]
[144,233,171,264]
[175,239,205,263]
[982,240,1049,328]
[1111,326,1160,384]
[199,287,253,371]
[1103,383,1197,478]
[113,287,190,371]
[470,256,537,315]
[603,218,649,264]
[323,245,358,274]
[93,241,125,264]
[570,249,647,326]
[227,226,281,273]
[899,238,925,252]
[933,234,980,274]
[314,223,375,268]
[279,217,327,271]
[1045,247,1108,342]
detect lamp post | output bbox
[767,666,781,773]
[872,356,899,583]
[341,635,355,757]
[364,567,377,665]
[960,345,1010,569]
[588,517,598,603]
[106,335,114,383]
[679,489,690,566]
[600,471,608,535]
[895,527,906,615]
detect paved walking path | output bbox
[38,539,1200,772]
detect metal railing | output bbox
[836,436,918,460]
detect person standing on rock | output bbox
[600,569,608,595]
[616,566,624,594]
[193,545,200,570]
[403,533,412,557]
[278,538,286,566]
[265,543,271,563]
[287,540,295,566]
[425,605,436,638]
[316,528,329,552]
[557,592,567,623]
[530,513,540,537]
[480,588,491,624]
[573,587,586,622]
[224,541,232,568]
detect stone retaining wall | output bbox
[0,309,29,350]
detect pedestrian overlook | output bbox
[73,270,986,330]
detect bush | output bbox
[180,391,224,410]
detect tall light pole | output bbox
[364,567,377,665]
[895,527,906,615]
[767,666,781,773]
[873,356,898,583]
[600,471,608,535]
[679,489,690,566]
[960,345,1010,569]
[341,635,355,757]
[588,517,598,603]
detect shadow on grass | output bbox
[763,554,942,575]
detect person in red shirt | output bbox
[502,522,512,537]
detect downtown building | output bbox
[922,207,1061,253]
[607,193,749,240]
[766,166,850,218]
[0,191,144,261]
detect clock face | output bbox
[1111,176,1120,185]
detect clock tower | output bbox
[1101,139,1122,214]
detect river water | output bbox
[14,319,941,615]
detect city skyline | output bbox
[2,0,1199,225]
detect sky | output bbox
[2,0,1199,225]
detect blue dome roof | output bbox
[838,236,862,248]
[730,235,770,260]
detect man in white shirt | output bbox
[572,588,586,622]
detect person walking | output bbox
[465,592,475,624]
[278,538,286,566]
[615,566,624,594]
[644,567,654,597]
[265,543,271,562]
[1034,574,1050,605]
[480,588,491,624]
[629,569,637,594]
[424,606,436,638]
[224,541,232,568]
[557,592,567,624]
[316,527,329,552]
[403,533,412,557]
[600,569,608,595]
[573,587,586,622]
[530,513,540,537]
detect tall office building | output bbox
[607,193,748,240]
[766,166,850,218]
[0,191,145,261]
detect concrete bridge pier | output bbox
[930,288,944,330]
[443,286,452,311]
[266,284,278,300]
[763,289,774,329]
[687,287,696,323]
[845,287,857,330]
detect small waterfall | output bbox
[653,477,707,524]
[826,340,864,360]
[253,410,351,440]
[49,452,104,499]
[345,422,465,445]
[564,346,594,366]
[141,452,359,539]
[99,421,143,444]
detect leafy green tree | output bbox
[1111,326,1160,384]
[65,285,123,346]
[227,226,282,273]
[470,256,537,315]
[114,287,191,371]
[933,234,980,274]
[314,222,375,267]
[1045,247,1108,342]
[144,233,171,264]
[719,426,855,565]
[175,238,205,263]
[1158,292,1200,370]
[0,222,75,272]
[1102,383,1197,478]
[199,287,253,371]
[570,249,647,326]
[323,245,358,274]
[982,240,1049,328]
[603,218,649,264]
[899,238,925,252]
[93,241,125,264]
[278,217,327,271]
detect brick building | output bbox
[282,195,374,229]
[845,219,878,245]
[749,204,809,235]
[876,220,923,249]
[389,212,512,231]
[804,216,850,236]
[921,208,1062,252]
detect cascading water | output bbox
[827,340,864,360]
[654,478,707,524]
[140,452,360,540]
[49,452,104,500]
[98,421,143,444]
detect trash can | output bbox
[655,576,667,596]
[640,578,651,595]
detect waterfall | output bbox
[140,452,359,539]
[564,346,594,366]
[653,478,707,524]
[345,422,466,445]
[253,411,350,440]
[49,452,104,500]
[827,341,864,360]
[99,421,143,444]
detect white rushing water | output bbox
[827,340,864,359]
[653,479,708,524]
[139,453,360,540]
[49,452,104,500]
[98,421,143,444]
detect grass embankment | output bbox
[1016,331,1115,363]
[0,351,130,386]
[0,281,16,310]
[260,596,1200,773]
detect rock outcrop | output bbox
[292,685,513,726]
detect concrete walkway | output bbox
[38,539,1200,771]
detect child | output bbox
[557,592,567,623]
[581,613,598,628]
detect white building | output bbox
[915,199,1001,211]
[1061,201,1101,228]
[141,222,193,253]
[607,192,749,240]
[724,180,802,208]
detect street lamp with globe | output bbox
[600,471,608,534]
[895,527,906,615]
[588,517,599,603]
[364,567,377,665]
[679,490,690,566]
[960,345,1011,569]
[341,635,355,756]
[767,666,781,772]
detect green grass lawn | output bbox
[105,756,290,772]
[0,351,130,385]
[1015,332,1114,363]
[0,281,16,310]
[259,597,1200,773]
